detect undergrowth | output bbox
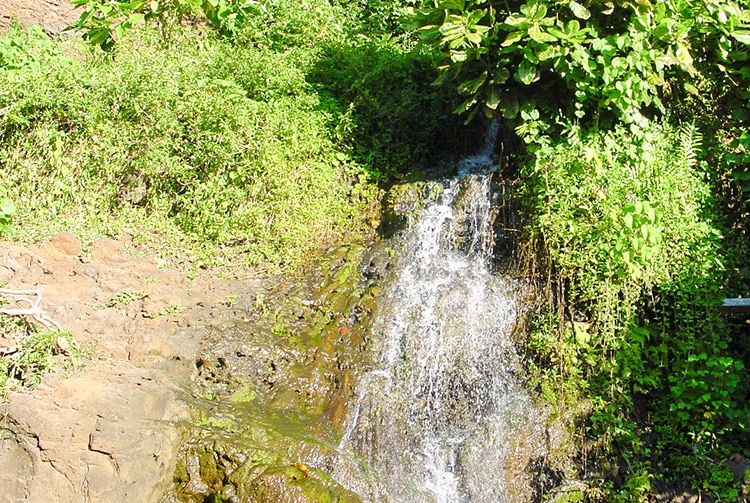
[0,5,463,273]
[520,119,750,499]
[0,313,81,394]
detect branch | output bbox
[0,288,61,331]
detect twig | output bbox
[0,288,60,331]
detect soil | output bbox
[0,233,268,502]
[0,0,80,35]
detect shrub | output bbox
[0,24,373,270]
[521,119,749,495]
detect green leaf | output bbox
[485,85,502,110]
[493,66,511,83]
[502,30,526,46]
[466,32,483,45]
[516,58,537,85]
[499,96,519,118]
[624,212,634,229]
[457,70,488,95]
[731,30,750,45]
[454,96,478,114]
[528,24,557,43]
[536,44,562,61]
[437,0,465,11]
[450,50,468,62]
[674,43,695,74]
[546,26,566,39]
[0,199,15,215]
[569,1,590,20]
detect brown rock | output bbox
[91,239,124,262]
[0,0,81,35]
[49,232,82,256]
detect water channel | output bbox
[333,123,550,502]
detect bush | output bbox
[521,119,749,496]
[0,23,374,271]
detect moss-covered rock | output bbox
[165,243,384,502]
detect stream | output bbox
[332,123,552,502]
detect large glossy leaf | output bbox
[457,70,488,95]
[731,30,750,45]
[528,24,557,43]
[485,85,502,109]
[502,30,526,46]
[437,0,465,11]
[516,58,537,84]
[499,95,519,118]
[569,1,591,20]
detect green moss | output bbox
[230,384,257,404]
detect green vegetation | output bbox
[522,121,749,498]
[0,311,81,393]
[0,3,464,272]
[69,0,259,49]
[0,189,14,237]
[412,0,750,127]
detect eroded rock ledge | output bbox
[0,233,266,502]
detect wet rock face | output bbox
[377,181,444,239]
[164,245,381,503]
[0,233,269,503]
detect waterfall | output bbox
[336,123,545,502]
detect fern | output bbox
[679,121,703,168]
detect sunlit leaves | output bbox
[413,0,750,130]
[515,58,537,84]
[69,0,259,50]
[567,0,590,20]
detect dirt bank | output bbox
[0,233,267,502]
[0,0,79,35]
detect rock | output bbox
[250,466,339,503]
[91,239,123,262]
[49,232,82,256]
[0,0,81,35]
[726,453,750,485]
[4,257,23,272]
[0,234,258,503]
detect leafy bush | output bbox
[309,38,474,178]
[0,23,69,71]
[0,308,80,393]
[69,0,260,49]
[0,187,14,237]
[521,119,749,496]
[411,0,750,129]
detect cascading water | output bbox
[336,123,548,502]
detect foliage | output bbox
[411,0,750,128]
[0,311,81,392]
[336,0,421,36]
[69,0,259,49]
[0,187,14,237]
[0,23,69,71]
[0,8,467,271]
[308,38,473,179]
[521,119,750,496]
[725,130,750,202]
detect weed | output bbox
[101,291,149,309]
[520,119,749,496]
[0,322,82,393]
